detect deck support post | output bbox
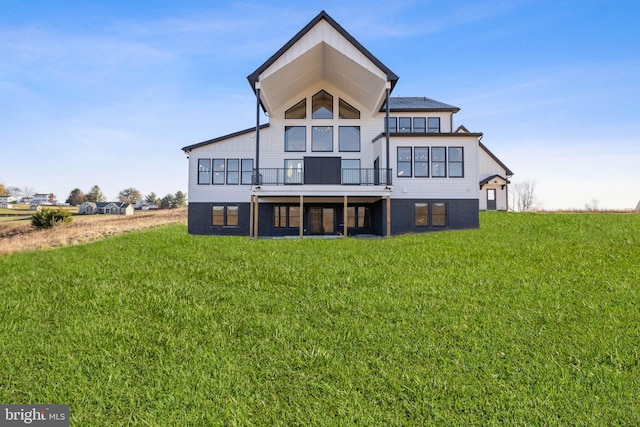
[299,195,304,238]
[249,194,254,238]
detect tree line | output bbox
[0,182,185,209]
[65,185,186,209]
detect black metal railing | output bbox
[253,168,392,186]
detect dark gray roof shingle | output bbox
[383,97,459,112]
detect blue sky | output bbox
[1,0,639,209]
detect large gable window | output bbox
[312,126,333,151]
[339,99,360,119]
[285,126,306,152]
[285,99,306,119]
[312,90,333,119]
[339,126,360,152]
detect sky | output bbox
[1,0,639,209]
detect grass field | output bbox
[0,212,638,425]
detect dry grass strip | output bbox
[0,208,187,256]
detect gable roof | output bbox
[479,141,514,177]
[247,10,398,92]
[382,96,460,112]
[182,124,270,152]
[480,174,510,186]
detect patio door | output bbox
[487,189,497,211]
[309,207,334,234]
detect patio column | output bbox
[253,195,259,240]
[249,194,254,238]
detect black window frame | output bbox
[284,159,304,184]
[431,147,446,178]
[274,205,301,228]
[397,147,412,178]
[312,90,333,119]
[431,202,447,226]
[285,98,306,119]
[212,158,226,185]
[448,147,464,178]
[347,205,371,229]
[386,117,397,133]
[198,159,211,185]
[428,117,441,133]
[311,126,333,152]
[399,117,412,133]
[413,117,426,133]
[285,126,306,152]
[414,202,429,226]
[241,159,254,185]
[338,126,361,152]
[226,159,239,185]
[211,205,239,227]
[414,147,429,177]
[338,98,360,119]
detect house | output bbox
[0,203,13,209]
[78,202,134,215]
[0,196,17,204]
[478,141,514,211]
[181,10,512,237]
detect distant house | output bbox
[79,202,134,215]
[0,203,13,209]
[478,140,514,211]
[0,196,17,204]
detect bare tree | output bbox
[7,186,22,197]
[512,180,539,212]
[585,198,600,212]
[21,187,35,198]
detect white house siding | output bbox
[390,135,479,199]
[187,129,261,204]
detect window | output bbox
[212,205,239,226]
[289,206,300,228]
[448,147,464,177]
[342,159,360,184]
[428,117,440,133]
[386,117,397,133]
[226,159,239,185]
[399,117,412,133]
[312,90,333,119]
[414,147,429,177]
[285,99,306,119]
[413,117,426,133]
[212,159,226,184]
[312,126,333,151]
[198,159,211,185]
[274,205,301,228]
[285,126,306,152]
[284,159,303,184]
[212,205,224,225]
[415,203,429,226]
[432,203,447,226]
[241,159,254,185]
[431,147,446,177]
[339,126,360,151]
[347,206,370,228]
[227,206,239,226]
[339,99,360,119]
[397,147,412,177]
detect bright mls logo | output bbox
[1,405,69,426]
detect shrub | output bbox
[31,207,72,229]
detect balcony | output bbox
[253,168,393,186]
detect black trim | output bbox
[182,124,270,152]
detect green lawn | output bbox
[1,212,638,425]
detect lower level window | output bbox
[414,202,447,226]
[347,206,370,228]
[212,205,238,226]
[274,205,301,228]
